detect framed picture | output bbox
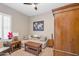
[33,21,44,31]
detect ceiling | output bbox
[3,3,69,16]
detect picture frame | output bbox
[33,21,44,31]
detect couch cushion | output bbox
[3,41,10,47]
[39,36,47,42]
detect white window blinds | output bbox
[0,13,11,39]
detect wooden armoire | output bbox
[53,3,79,56]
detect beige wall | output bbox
[29,11,54,39]
[0,4,54,39]
[0,4,29,38]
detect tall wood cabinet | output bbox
[52,3,79,56]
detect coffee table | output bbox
[25,41,42,55]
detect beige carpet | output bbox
[6,47,53,56]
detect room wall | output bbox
[0,3,54,40]
[29,11,54,39]
[0,4,29,39]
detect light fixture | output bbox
[33,3,38,11]
[24,3,38,11]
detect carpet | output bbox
[6,47,53,56]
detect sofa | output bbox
[0,36,21,53]
[22,35,48,49]
[0,40,11,55]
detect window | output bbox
[0,15,2,38]
[0,13,11,39]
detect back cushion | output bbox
[40,36,47,42]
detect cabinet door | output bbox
[62,9,79,55]
[54,10,74,55]
[71,9,79,55]
[61,11,74,52]
[54,13,64,50]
